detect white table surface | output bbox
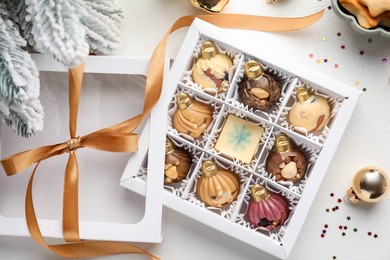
[1,0,390,259]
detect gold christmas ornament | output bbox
[346,166,389,204]
[192,41,233,93]
[197,160,240,207]
[173,93,213,138]
[288,87,331,132]
[164,138,192,184]
[189,0,229,13]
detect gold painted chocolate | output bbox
[164,138,192,184]
[173,93,213,138]
[266,134,308,183]
[288,87,331,132]
[192,41,233,92]
[238,60,281,111]
[189,0,230,13]
[215,115,264,164]
[346,166,389,204]
[251,184,270,202]
[197,160,239,207]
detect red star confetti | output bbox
[368,231,372,236]
[335,206,339,210]
[342,232,346,237]
[334,64,339,69]
[359,50,365,55]
[324,224,329,229]
[344,226,348,230]
[383,58,388,64]
[321,233,325,238]
[332,207,336,212]
[347,216,351,221]
[337,32,341,37]
[340,45,345,49]
[337,198,342,203]
[330,193,334,197]
[309,53,314,58]
[374,234,378,239]
[338,225,343,230]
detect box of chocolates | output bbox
[120,19,361,259]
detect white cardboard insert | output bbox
[0,55,169,243]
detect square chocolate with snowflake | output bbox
[215,115,264,163]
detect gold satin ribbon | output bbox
[1,11,324,259]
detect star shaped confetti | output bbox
[328,5,332,10]
[368,231,372,236]
[322,229,327,234]
[337,198,342,203]
[359,50,365,55]
[330,193,334,197]
[344,226,348,230]
[362,88,367,92]
[354,80,360,86]
[322,36,327,41]
[324,224,329,229]
[321,233,325,238]
[334,64,339,69]
[342,232,346,237]
[383,58,388,64]
[333,256,337,260]
[341,45,345,49]
[353,228,358,232]
[337,32,341,37]
[374,234,378,239]
[339,225,343,230]
[347,216,351,221]
[309,53,314,58]
[324,58,328,63]
[326,208,330,213]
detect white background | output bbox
[1,0,390,259]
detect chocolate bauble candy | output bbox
[246,184,289,230]
[173,93,213,138]
[288,87,331,132]
[197,161,239,207]
[192,41,233,93]
[266,133,308,183]
[164,138,192,184]
[238,60,281,111]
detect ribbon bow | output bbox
[1,11,323,259]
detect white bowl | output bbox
[331,0,390,38]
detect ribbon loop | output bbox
[66,136,81,152]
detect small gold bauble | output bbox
[346,166,389,204]
[189,0,229,13]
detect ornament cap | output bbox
[251,184,270,202]
[275,133,291,153]
[201,41,217,60]
[347,166,389,204]
[165,138,175,154]
[177,93,194,110]
[201,160,219,177]
[244,60,263,80]
[296,87,310,102]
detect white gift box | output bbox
[0,55,169,242]
[121,19,361,259]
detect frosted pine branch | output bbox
[25,0,89,67]
[78,0,123,54]
[84,0,124,26]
